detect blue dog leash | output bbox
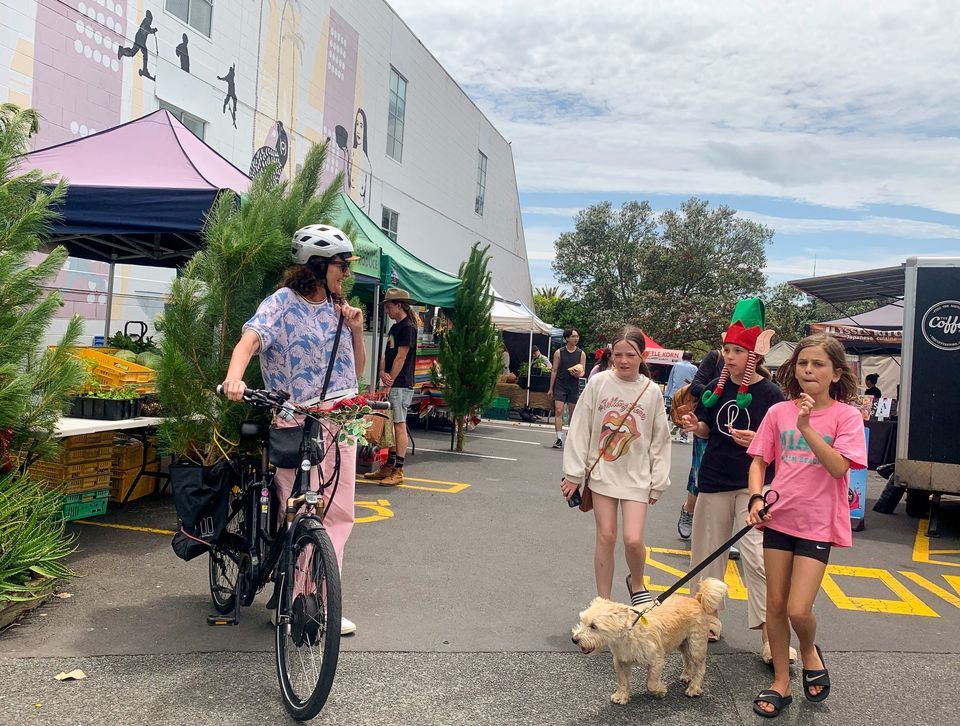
[630,490,779,627]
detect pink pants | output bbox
[273,412,356,595]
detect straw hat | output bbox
[383,287,413,304]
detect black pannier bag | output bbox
[170,460,233,561]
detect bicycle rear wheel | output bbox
[275,523,342,721]
[208,484,248,614]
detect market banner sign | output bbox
[352,236,380,280]
[646,348,685,365]
[808,322,902,345]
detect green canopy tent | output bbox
[332,192,461,387]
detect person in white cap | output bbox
[365,287,420,486]
[222,224,364,636]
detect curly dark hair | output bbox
[775,333,858,402]
[278,259,345,304]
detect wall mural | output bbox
[249,120,289,183]
[117,9,158,81]
[319,10,359,190]
[175,33,190,73]
[217,64,238,128]
[348,107,372,213]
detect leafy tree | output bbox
[533,285,566,299]
[0,104,85,602]
[435,243,502,451]
[552,197,771,350]
[157,143,345,465]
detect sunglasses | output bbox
[330,261,353,272]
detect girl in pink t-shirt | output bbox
[746,334,866,718]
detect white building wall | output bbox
[1,0,532,345]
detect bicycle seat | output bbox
[239,421,270,442]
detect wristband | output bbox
[748,493,766,509]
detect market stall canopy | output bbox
[764,341,798,369]
[788,265,905,304]
[17,109,251,266]
[490,297,555,334]
[333,193,460,307]
[639,330,687,366]
[809,302,904,346]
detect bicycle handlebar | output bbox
[215,385,391,413]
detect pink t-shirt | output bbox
[747,400,867,547]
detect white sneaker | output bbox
[269,607,277,626]
[340,616,357,635]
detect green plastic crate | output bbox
[483,396,510,420]
[61,488,109,522]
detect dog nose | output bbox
[571,636,578,644]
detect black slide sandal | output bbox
[802,644,831,702]
[753,690,792,718]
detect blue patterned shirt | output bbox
[243,288,358,402]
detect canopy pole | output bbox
[369,283,381,390]
[103,256,116,341]
[526,331,533,407]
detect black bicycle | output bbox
[208,386,389,721]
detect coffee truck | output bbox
[790,257,960,535]
[894,257,960,535]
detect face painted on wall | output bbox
[599,408,640,461]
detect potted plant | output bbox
[517,358,552,392]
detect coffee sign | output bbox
[920,300,960,351]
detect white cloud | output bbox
[389,1,960,213]
[739,213,960,240]
[521,206,584,218]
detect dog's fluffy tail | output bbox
[695,577,727,613]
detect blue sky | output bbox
[390,1,960,293]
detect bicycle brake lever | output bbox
[277,400,296,421]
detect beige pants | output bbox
[690,489,766,629]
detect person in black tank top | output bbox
[547,328,586,449]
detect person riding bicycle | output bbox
[222,224,366,636]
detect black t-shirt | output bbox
[865,385,882,399]
[385,316,418,389]
[695,376,784,493]
[690,350,725,401]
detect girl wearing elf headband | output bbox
[680,298,793,663]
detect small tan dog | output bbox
[571,578,727,702]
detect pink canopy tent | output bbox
[640,330,687,365]
[18,109,250,334]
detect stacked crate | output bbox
[30,432,114,521]
[110,436,159,503]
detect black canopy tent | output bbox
[18,110,252,335]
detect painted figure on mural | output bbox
[249,121,289,183]
[175,34,190,73]
[348,108,372,213]
[218,65,238,128]
[117,10,158,81]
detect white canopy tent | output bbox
[489,294,559,406]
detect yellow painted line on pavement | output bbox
[899,571,960,610]
[913,519,960,568]
[74,520,176,535]
[399,476,470,494]
[644,547,748,600]
[355,499,394,523]
[821,564,939,617]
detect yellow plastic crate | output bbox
[70,348,156,393]
[110,467,156,503]
[31,458,112,482]
[112,438,159,471]
[61,432,115,449]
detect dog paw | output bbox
[647,684,668,699]
[680,671,692,684]
[685,684,703,698]
[610,691,630,705]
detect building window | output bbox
[166,0,213,37]
[386,67,407,162]
[159,101,205,140]
[381,206,399,242]
[475,151,488,216]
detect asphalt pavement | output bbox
[1,419,958,725]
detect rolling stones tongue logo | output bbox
[600,409,640,461]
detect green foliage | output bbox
[436,243,503,451]
[0,104,82,602]
[551,197,770,349]
[106,331,157,354]
[156,142,346,465]
[0,471,75,601]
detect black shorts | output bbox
[763,528,832,564]
[553,381,580,404]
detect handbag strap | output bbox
[319,309,345,402]
[584,377,653,483]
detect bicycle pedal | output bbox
[206,614,240,626]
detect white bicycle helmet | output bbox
[291,224,360,264]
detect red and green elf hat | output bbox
[701,297,775,409]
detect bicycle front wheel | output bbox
[275,522,342,721]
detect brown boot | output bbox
[363,463,394,481]
[379,468,404,487]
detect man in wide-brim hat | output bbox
[364,287,421,486]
